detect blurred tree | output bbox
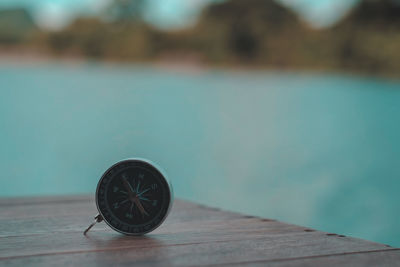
[4,0,400,77]
[0,8,36,44]
[333,0,400,74]
[105,0,147,22]
[47,17,155,60]
[45,0,154,59]
[195,0,303,63]
[338,0,400,29]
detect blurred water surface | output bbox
[0,62,399,246]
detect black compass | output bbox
[84,159,173,235]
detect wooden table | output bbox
[0,195,399,266]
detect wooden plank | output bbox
[0,195,92,206]
[0,195,398,266]
[0,237,398,266]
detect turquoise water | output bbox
[1,62,399,247]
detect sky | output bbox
[0,0,360,30]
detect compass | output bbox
[84,159,173,235]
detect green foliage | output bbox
[45,18,155,60]
[1,0,400,76]
[0,8,36,44]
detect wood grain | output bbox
[0,195,398,266]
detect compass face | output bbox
[96,159,172,235]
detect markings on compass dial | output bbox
[112,199,129,210]
[122,172,131,181]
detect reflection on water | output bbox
[0,62,399,247]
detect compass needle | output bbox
[139,196,150,201]
[136,180,141,194]
[138,187,150,196]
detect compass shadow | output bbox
[83,234,170,264]
[84,232,167,249]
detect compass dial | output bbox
[96,159,172,235]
